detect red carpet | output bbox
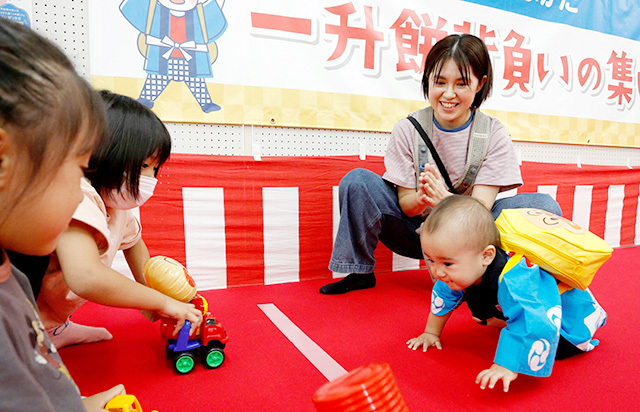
[61,246,640,411]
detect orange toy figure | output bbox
[144,256,229,374]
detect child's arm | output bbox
[476,256,563,392]
[56,223,202,334]
[122,238,150,285]
[407,280,463,351]
[81,384,126,412]
[406,311,452,351]
[122,238,160,322]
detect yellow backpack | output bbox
[495,208,613,290]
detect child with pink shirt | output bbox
[35,91,202,348]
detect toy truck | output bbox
[144,256,229,375]
[160,294,229,374]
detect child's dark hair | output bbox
[422,195,500,252]
[85,91,171,199]
[0,19,105,210]
[421,34,493,109]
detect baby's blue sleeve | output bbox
[494,258,562,377]
[431,281,464,316]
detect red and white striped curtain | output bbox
[137,154,640,290]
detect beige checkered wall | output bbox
[93,76,640,148]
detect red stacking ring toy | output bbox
[312,363,409,412]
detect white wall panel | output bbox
[183,187,227,290]
[604,185,625,248]
[537,185,558,200]
[573,186,593,230]
[263,187,299,284]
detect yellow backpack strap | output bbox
[500,252,574,294]
[499,253,523,282]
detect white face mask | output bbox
[103,175,158,210]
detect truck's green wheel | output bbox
[203,347,224,369]
[174,352,195,374]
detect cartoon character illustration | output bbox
[26,301,73,381]
[120,0,227,113]
[521,209,587,234]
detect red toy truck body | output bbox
[160,295,229,374]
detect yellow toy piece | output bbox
[144,256,197,303]
[105,394,158,412]
[496,208,613,290]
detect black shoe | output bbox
[319,273,376,294]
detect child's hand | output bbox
[81,384,126,411]
[159,298,203,336]
[476,363,518,392]
[406,332,442,352]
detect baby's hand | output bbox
[406,332,442,352]
[159,298,203,336]
[476,363,518,392]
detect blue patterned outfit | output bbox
[431,249,607,377]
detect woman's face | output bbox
[427,58,486,130]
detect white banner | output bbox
[89,0,640,145]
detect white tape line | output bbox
[258,303,347,381]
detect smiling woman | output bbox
[319,34,561,295]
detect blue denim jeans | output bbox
[328,168,562,274]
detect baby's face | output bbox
[421,231,494,291]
